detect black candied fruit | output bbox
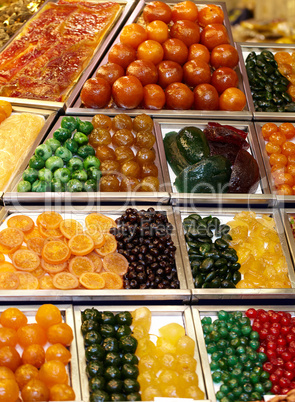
[112,209,179,290]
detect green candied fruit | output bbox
[218,310,230,321]
[216,339,229,350]
[221,371,231,383]
[209,330,220,342]
[239,317,250,326]
[260,370,270,381]
[243,382,253,394]
[203,324,214,334]
[201,316,212,325]
[250,331,259,340]
[251,392,262,401]
[236,346,246,355]
[210,361,219,370]
[249,339,260,350]
[230,338,241,348]
[231,325,242,335]
[249,372,260,384]
[240,336,249,346]
[218,327,229,338]
[232,386,243,397]
[224,346,235,356]
[228,378,239,390]
[231,368,242,379]
[212,371,222,383]
[254,382,264,393]
[216,390,225,401]
[239,354,249,364]
[220,384,230,394]
[263,379,272,391]
[218,358,228,371]
[207,342,217,354]
[227,354,238,367]
[211,351,223,361]
[241,325,252,336]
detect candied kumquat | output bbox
[15,364,39,390]
[49,383,76,401]
[281,141,295,156]
[0,366,15,381]
[22,344,45,369]
[0,378,19,402]
[45,343,71,365]
[265,142,281,155]
[0,327,17,348]
[279,122,295,140]
[0,307,27,330]
[35,304,62,329]
[274,172,294,187]
[17,324,47,348]
[269,132,286,146]
[261,122,278,140]
[47,323,73,346]
[39,360,68,388]
[269,153,288,166]
[0,346,21,371]
[21,379,49,402]
[277,184,293,195]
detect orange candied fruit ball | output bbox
[112,76,144,109]
[22,344,45,369]
[146,20,169,44]
[198,4,224,26]
[165,82,194,110]
[277,184,293,195]
[21,379,50,402]
[39,360,68,388]
[45,343,71,365]
[15,364,39,390]
[188,43,210,63]
[143,1,172,24]
[269,132,286,146]
[120,23,148,49]
[219,87,246,111]
[200,23,229,51]
[171,1,198,22]
[80,77,111,109]
[47,323,73,347]
[17,324,47,348]
[35,304,62,330]
[274,172,294,187]
[0,366,15,381]
[0,307,28,330]
[279,122,295,140]
[108,43,137,69]
[137,40,164,65]
[265,142,281,155]
[0,378,19,402]
[0,345,21,372]
[269,153,288,166]
[282,141,295,156]
[0,327,18,348]
[261,122,278,140]
[50,383,76,401]
[143,84,166,110]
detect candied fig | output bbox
[228,149,260,194]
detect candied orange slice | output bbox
[103,252,128,275]
[24,227,43,242]
[100,272,123,289]
[0,253,4,262]
[0,272,19,289]
[0,243,20,254]
[79,272,105,289]
[95,234,117,257]
[85,213,117,235]
[16,272,39,289]
[7,215,34,233]
[27,237,45,256]
[69,256,94,277]
[87,251,103,272]
[7,245,27,260]
[39,275,55,289]
[42,241,70,264]
[12,250,40,272]
[85,228,106,248]
[52,272,79,290]
[39,225,63,239]
[41,258,67,274]
[68,234,94,256]
[38,211,63,230]
[0,228,24,248]
[0,262,16,273]
[60,219,83,239]
[31,265,46,278]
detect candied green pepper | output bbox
[66,179,83,192]
[22,168,38,184]
[54,168,71,184]
[77,145,95,159]
[67,157,83,171]
[55,146,72,162]
[83,155,100,170]
[64,138,78,154]
[45,156,64,172]
[35,144,52,161]
[38,168,53,182]
[73,132,88,146]
[45,138,61,153]
[29,156,45,170]
[53,128,72,143]
[76,117,94,135]
[17,180,31,192]
[61,116,78,132]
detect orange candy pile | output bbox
[81,1,246,111]
[0,304,75,401]
[0,211,128,290]
[0,100,12,124]
[262,122,295,195]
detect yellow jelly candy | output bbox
[162,384,180,398]
[159,353,177,370]
[158,323,185,346]
[184,385,205,400]
[142,385,161,401]
[178,371,199,388]
[132,307,151,332]
[158,369,179,392]
[176,354,197,373]
[176,335,195,356]
[138,354,159,373]
[136,339,157,358]
[137,371,156,390]
[132,325,149,341]
[156,337,176,355]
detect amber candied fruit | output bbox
[141,163,158,178]
[95,145,116,161]
[143,84,166,110]
[211,67,239,94]
[171,1,198,22]
[188,43,210,63]
[136,148,156,165]
[108,43,137,69]
[112,129,135,147]
[133,114,154,132]
[219,87,246,111]
[100,160,121,175]
[198,4,224,26]
[115,146,135,164]
[120,23,148,49]
[210,44,239,69]
[99,175,120,192]
[121,176,140,191]
[112,114,133,132]
[137,40,164,65]
[112,76,144,109]
[88,128,112,147]
[170,20,200,48]
[140,176,159,191]
[80,77,111,109]
[143,1,172,24]
[95,62,124,86]
[146,20,169,43]
[158,60,183,89]
[165,82,194,110]
[162,38,188,65]
[183,59,211,87]
[200,23,229,51]
[92,114,112,130]
[121,160,141,178]
[194,83,219,110]
[136,131,156,149]
[126,59,158,86]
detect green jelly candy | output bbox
[212,371,222,383]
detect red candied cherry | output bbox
[263,361,275,373]
[266,350,277,360]
[267,335,277,343]
[281,316,291,326]
[286,334,295,343]
[291,327,295,335]
[281,351,292,362]
[290,341,295,349]
[285,361,295,371]
[282,326,290,336]
[245,308,257,318]
[257,308,267,316]
[291,317,295,325]
[282,387,291,395]
[279,377,291,389]
[260,328,269,340]
[270,373,280,384]
[258,346,267,354]
[269,311,281,323]
[285,370,295,381]
[259,312,270,323]
[270,326,281,337]
[272,384,282,394]
[277,346,287,355]
[288,347,295,357]
[252,321,262,332]
[291,382,295,389]
[274,368,284,377]
[278,338,287,347]
[267,341,277,351]
[275,358,285,368]
[272,323,282,330]
[264,322,272,329]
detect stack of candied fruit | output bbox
[81,1,246,111]
[261,122,295,195]
[0,304,75,401]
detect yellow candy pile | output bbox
[228,211,291,289]
[132,307,204,401]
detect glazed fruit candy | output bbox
[227,211,291,288]
[81,308,140,401]
[133,307,205,400]
[0,304,75,401]
[246,308,295,396]
[202,310,271,402]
